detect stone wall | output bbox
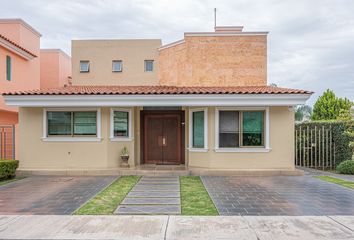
[159,35,267,86]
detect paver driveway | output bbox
[0,176,116,214]
[202,174,354,216]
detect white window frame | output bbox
[214,107,270,153]
[80,61,90,72]
[189,108,208,152]
[144,60,154,72]
[112,60,122,72]
[42,107,101,142]
[110,108,133,141]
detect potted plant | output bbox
[120,146,130,168]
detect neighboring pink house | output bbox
[40,49,71,89]
[0,19,71,159]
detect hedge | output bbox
[336,160,354,174]
[295,120,354,166]
[0,160,19,180]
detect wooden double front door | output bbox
[141,111,184,165]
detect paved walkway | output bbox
[202,174,354,216]
[300,167,354,181]
[115,176,181,215]
[0,176,116,214]
[0,215,353,239]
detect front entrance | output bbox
[141,110,185,165]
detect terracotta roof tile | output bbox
[3,85,313,96]
[0,34,37,58]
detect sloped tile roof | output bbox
[3,85,312,96]
[0,34,37,58]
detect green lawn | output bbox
[180,176,218,215]
[315,176,354,189]
[0,177,25,186]
[75,176,140,215]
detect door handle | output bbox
[162,137,166,146]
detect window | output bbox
[217,109,265,149]
[47,111,97,136]
[242,111,264,146]
[6,56,11,81]
[110,109,132,140]
[80,61,90,72]
[114,111,129,137]
[47,112,71,135]
[112,60,122,72]
[219,111,239,148]
[73,112,97,135]
[189,108,208,151]
[144,60,154,72]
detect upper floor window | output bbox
[112,60,122,72]
[6,56,11,81]
[80,61,90,73]
[144,60,154,72]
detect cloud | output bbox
[1,0,353,104]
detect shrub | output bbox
[336,160,354,174]
[0,160,19,180]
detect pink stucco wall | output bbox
[40,49,71,89]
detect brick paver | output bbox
[202,174,354,216]
[0,176,116,214]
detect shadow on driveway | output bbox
[0,176,116,215]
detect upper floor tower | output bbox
[71,26,267,87]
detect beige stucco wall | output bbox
[159,35,267,87]
[71,39,161,86]
[19,107,136,170]
[187,106,294,170]
[18,106,294,170]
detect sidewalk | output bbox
[0,215,353,239]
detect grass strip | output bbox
[180,176,218,215]
[315,176,354,189]
[0,177,25,186]
[75,176,140,215]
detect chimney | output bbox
[214,26,244,33]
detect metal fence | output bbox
[295,125,335,170]
[0,125,15,160]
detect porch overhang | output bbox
[4,93,312,107]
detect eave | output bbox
[4,93,312,107]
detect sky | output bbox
[1,0,354,105]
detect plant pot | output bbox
[120,155,130,168]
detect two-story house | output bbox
[0,19,71,159]
[3,26,312,175]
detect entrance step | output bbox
[115,205,181,215]
[127,191,180,198]
[120,169,191,177]
[121,197,180,205]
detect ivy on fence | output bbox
[295,120,354,169]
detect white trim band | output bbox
[4,94,312,107]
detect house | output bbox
[0,19,71,159]
[3,26,312,175]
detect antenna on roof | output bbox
[214,8,217,29]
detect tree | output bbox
[295,105,312,122]
[311,89,352,121]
